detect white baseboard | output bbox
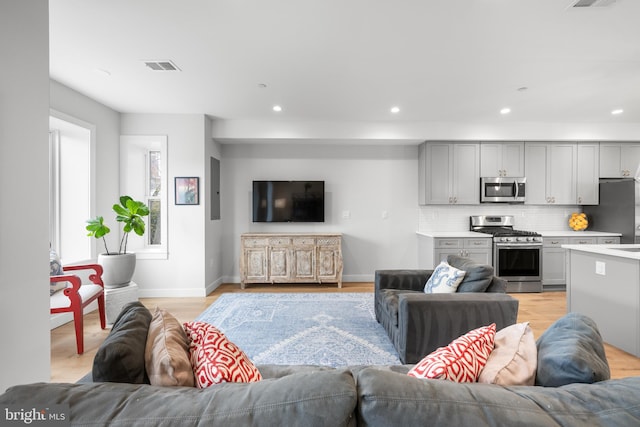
[137,287,208,298]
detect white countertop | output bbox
[536,230,622,237]
[416,231,491,238]
[562,244,640,260]
[417,230,621,238]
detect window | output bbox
[49,114,92,264]
[120,135,168,259]
[147,150,162,245]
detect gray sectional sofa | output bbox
[2,305,639,426]
[2,364,640,426]
[375,255,520,363]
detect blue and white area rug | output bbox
[196,293,401,367]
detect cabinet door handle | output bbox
[578,196,582,204]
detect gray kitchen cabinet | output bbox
[542,237,568,289]
[599,143,640,178]
[568,236,597,245]
[480,142,524,177]
[525,143,577,205]
[542,234,619,289]
[420,142,479,205]
[433,238,491,266]
[576,143,599,205]
[597,236,620,244]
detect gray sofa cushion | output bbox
[92,301,152,384]
[535,312,610,387]
[356,367,640,427]
[447,254,494,292]
[1,369,358,427]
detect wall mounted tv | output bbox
[252,180,325,223]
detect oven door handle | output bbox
[495,243,542,249]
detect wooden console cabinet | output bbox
[240,233,343,288]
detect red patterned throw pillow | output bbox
[183,321,262,388]
[408,323,496,382]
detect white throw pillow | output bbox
[424,261,466,293]
[478,322,537,386]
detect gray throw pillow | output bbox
[93,301,152,384]
[535,312,610,387]
[446,255,494,292]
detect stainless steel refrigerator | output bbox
[583,178,640,244]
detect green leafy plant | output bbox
[86,195,150,255]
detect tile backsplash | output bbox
[418,204,581,232]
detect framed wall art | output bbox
[175,177,199,205]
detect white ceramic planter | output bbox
[98,252,136,288]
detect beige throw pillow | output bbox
[478,322,537,386]
[145,307,195,387]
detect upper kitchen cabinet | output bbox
[419,142,479,205]
[599,143,640,178]
[480,142,524,177]
[575,143,599,205]
[525,143,576,205]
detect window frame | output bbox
[120,135,168,260]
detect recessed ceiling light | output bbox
[258,83,267,89]
[500,107,511,115]
[272,105,282,112]
[611,109,624,115]
[390,106,400,114]
[517,87,528,92]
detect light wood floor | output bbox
[51,283,640,383]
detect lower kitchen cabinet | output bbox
[419,235,492,268]
[542,235,620,290]
[542,238,568,290]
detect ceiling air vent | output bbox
[570,0,617,7]
[143,60,181,71]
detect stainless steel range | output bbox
[470,215,543,293]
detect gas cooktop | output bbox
[470,215,542,243]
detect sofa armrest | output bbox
[374,270,433,322]
[396,293,519,364]
[374,270,432,293]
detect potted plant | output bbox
[86,195,150,288]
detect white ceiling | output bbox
[49,0,640,139]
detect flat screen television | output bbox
[252,180,325,222]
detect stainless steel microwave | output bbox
[480,177,526,203]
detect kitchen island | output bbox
[564,244,640,357]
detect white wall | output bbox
[0,0,51,392]
[418,204,578,233]
[220,143,420,282]
[50,80,121,256]
[205,119,224,294]
[211,118,640,143]
[120,114,209,297]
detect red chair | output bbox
[50,264,106,354]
